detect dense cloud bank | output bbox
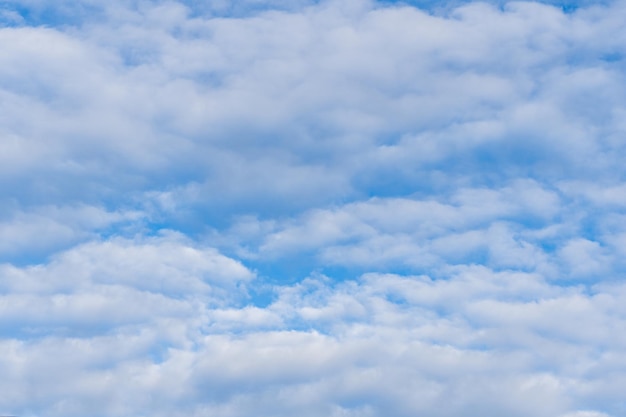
[1,0,626,416]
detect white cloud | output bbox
[558,238,611,279]
[1,266,623,416]
[1,0,626,416]
[226,180,565,274]
[0,204,142,260]
[2,0,626,217]
[0,233,254,295]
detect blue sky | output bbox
[1,0,626,416]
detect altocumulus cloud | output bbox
[1,0,626,416]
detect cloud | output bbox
[1,0,626,416]
[2,266,625,416]
[0,204,142,262]
[224,180,564,276]
[3,0,626,219]
[0,233,254,342]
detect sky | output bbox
[0,0,626,416]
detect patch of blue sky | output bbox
[0,1,102,27]
[379,0,610,12]
[0,0,608,31]
[184,0,321,17]
[0,0,315,28]
[1,248,66,268]
[0,321,120,341]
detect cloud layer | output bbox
[1,0,626,416]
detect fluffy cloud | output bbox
[1,0,626,416]
[2,266,626,416]
[0,234,254,336]
[2,0,626,218]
